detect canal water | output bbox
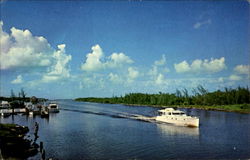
[1,100,249,159]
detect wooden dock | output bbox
[0,108,26,114]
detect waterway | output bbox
[0,100,249,159]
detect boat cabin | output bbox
[158,108,185,116]
[49,104,58,109]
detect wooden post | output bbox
[40,141,43,152]
[41,149,45,160]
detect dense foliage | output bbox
[0,89,47,108]
[75,86,250,106]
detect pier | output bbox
[0,108,26,114]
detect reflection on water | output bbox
[156,123,199,137]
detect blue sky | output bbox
[0,0,249,99]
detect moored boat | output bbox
[40,106,49,118]
[41,110,49,118]
[48,103,59,113]
[0,101,11,108]
[156,108,199,127]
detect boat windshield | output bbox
[50,105,57,108]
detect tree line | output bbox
[0,89,47,108]
[75,85,250,106]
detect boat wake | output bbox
[60,108,156,123]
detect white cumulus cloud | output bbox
[174,61,191,73]
[41,44,72,83]
[0,21,72,84]
[155,73,166,85]
[203,57,226,72]
[148,55,170,86]
[174,57,226,74]
[0,21,52,70]
[109,53,133,66]
[149,54,169,76]
[234,65,250,75]
[127,67,139,82]
[11,75,23,84]
[109,73,122,83]
[229,74,242,81]
[154,54,166,66]
[81,44,104,71]
[81,45,133,72]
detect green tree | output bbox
[20,88,27,99]
[11,89,16,99]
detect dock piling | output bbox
[40,141,43,152]
[41,149,45,160]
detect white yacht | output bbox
[48,103,59,113]
[156,108,199,127]
[0,101,10,108]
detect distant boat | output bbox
[0,101,11,108]
[156,108,199,127]
[40,105,49,118]
[48,103,59,113]
[41,110,49,118]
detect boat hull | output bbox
[156,116,199,127]
[41,111,49,118]
[48,108,59,113]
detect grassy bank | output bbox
[75,98,250,114]
[75,86,250,113]
[167,104,250,114]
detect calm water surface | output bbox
[1,100,249,159]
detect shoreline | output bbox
[124,103,250,114]
[0,123,39,159]
[75,100,250,114]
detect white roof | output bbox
[1,101,9,105]
[49,103,58,105]
[158,108,184,114]
[158,108,174,112]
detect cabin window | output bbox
[172,113,184,115]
